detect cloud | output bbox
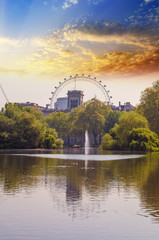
[78,20,158,42]
[22,18,159,77]
[59,49,74,57]
[0,67,28,76]
[0,15,159,79]
[43,1,48,6]
[87,0,105,5]
[93,48,159,76]
[0,36,20,46]
[62,0,78,9]
[144,0,154,2]
[69,0,78,3]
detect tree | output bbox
[114,111,149,148]
[45,111,69,138]
[84,99,111,145]
[15,111,46,148]
[70,99,111,145]
[69,107,88,143]
[25,106,44,120]
[0,103,63,149]
[43,128,63,149]
[100,111,149,150]
[128,128,159,151]
[104,111,121,133]
[137,80,159,135]
[100,133,115,150]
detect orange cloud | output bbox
[0,21,159,78]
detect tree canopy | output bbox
[45,111,69,138]
[128,128,159,151]
[70,98,111,145]
[137,80,159,135]
[100,111,149,150]
[0,103,63,149]
[113,111,149,148]
[104,111,121,133]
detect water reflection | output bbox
[0,152,159,223]
[139,153,159,223]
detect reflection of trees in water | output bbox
[1,153,159,221]
[45,160,111,219]
[0,154,44,194]
[139,153,159,223]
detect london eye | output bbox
[49,74,112,109]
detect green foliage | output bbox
[55,138,64,149]
[104,111,121,133]
[100,133,116,150]
[44,99,112,146]
[76,98,111,145]
[14,111,46,148]
[128,128,159,151]
[0,103,63,149]
[100,111,149,150]
[83,98,110,119]
[45,111,69,138]
[3,103,22,119]
[43,128,56,149]
[43,128,63,149]
[70,106,88,138]
[137,80,159,135]
[25,106,44,120]
[114,111,148,148]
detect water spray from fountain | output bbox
[85,130,90,155]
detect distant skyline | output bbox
[0,0,159,108]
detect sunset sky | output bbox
[0,0,159,108]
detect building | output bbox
[123,102,134,112]
[16,102,39,107]
[112,102,134,112]
[67,90,84,110]
[54,97,68,110]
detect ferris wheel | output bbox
[49,74,112,109]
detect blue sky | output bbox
[0,0,159,107]
[1,0,158,37]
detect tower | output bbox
[67,90,84,110]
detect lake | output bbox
[0,148,159,240]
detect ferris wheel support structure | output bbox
[0,83,9,103]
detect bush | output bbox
[100,133,116,150]
[55,138,64,149]
[128,128,159,151]
[43,128,63,149]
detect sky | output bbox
[0,0,159,108]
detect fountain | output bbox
[15,131,145,161]
[85,130,90,155]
